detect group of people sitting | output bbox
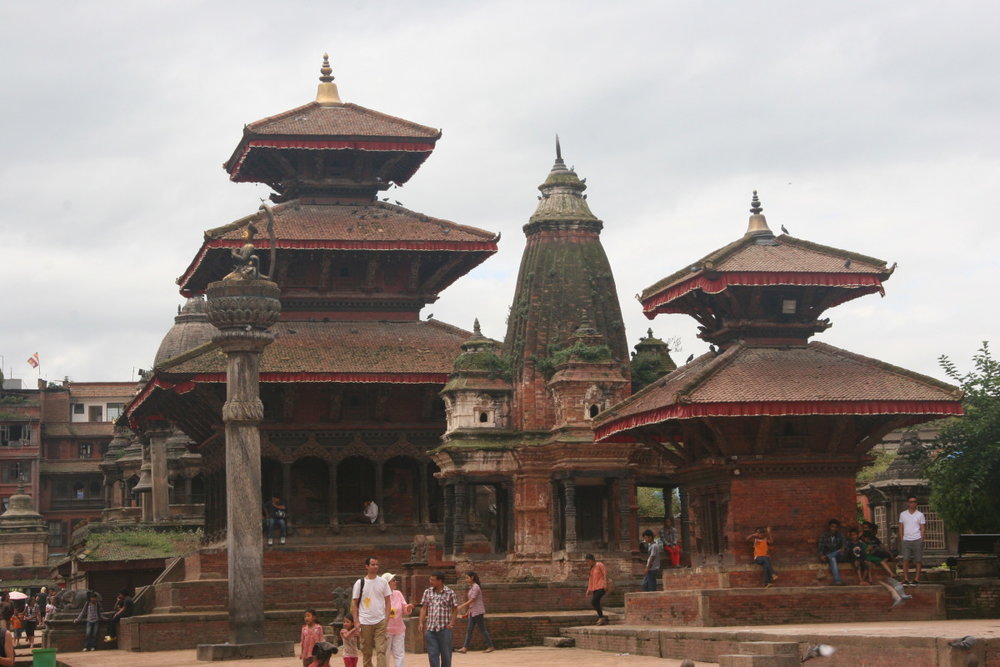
[749,498,927,588]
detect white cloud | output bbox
[1,0,997,385]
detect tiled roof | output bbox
[595,341,963,440]
[641,234,893,310]
[66,383,136,399]
[244,101,440,139]
[159,320,470,377]
[42,423,114,438]
[39,461,102,475]
[205,200,497,244]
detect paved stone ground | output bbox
[34,618,1000,666]
[41,645,711,667]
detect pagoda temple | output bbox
[594,193,964,597]
[124,55,499,541]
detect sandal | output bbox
[457,648,468,654]
[485,647,495,653]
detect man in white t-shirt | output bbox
[351,555,392,667]
[898,496,926,586]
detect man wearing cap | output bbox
[351,556,392,667]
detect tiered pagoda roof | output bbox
[178,200,497,296]
[595,341,963,441]
[595,191,963,443]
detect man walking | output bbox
[584,554,608,625]
[898,496,926,586]
[418,572,458,667]
[352,556,392,667]
[641,529,661,592]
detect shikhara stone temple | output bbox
[70,55,971,653]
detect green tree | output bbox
[922,342,1000,533]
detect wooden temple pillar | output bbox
[328,460,339,533]
[419,461,431,528]
[375,461,385,531]
[678,486,691,566]
[281,461,292,511]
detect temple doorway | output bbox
[291,456,329,524]
[337,456,375,522]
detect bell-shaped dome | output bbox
[0,484,43,522]
[154,296,216,367]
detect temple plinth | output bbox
[199,278,290,658]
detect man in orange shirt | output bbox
[584,554,609,625]
[747,526,777,587]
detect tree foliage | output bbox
[922,342,1000,533]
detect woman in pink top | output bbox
[381,573,413,667]
[299,609,325,667]
[456,571,495,653]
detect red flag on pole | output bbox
[27,353,40,368]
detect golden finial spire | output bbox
[745,190,774,240]
[316,53,342,105]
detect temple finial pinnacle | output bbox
[555,134,562,162]
[316,53,342,105]
[473,318,482,336]
[750,190,763,215]
[319,53,334,83]
[647,328,654,339]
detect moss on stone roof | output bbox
[80,529,202,562]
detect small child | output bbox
[10,610,24,648]
[747,526,777,587]
[300,609,324,667]
[846,528,870,584]
[339,612,360,667]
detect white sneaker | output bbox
[280,536,285,544]
[267,538,273,546]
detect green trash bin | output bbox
[32,647,58,667]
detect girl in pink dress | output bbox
[300,609,325,666]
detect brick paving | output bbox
[40,645,710,667]
[36,618,1000,666]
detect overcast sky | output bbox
[1,1,997,388]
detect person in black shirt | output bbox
[105,589,133,642]
[817,519,847,585]
[263,495,288,546]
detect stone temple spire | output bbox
[503,141,629,430]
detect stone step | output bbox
[736,641,799,657]
[543,636,576,647]
[718,655,798,667]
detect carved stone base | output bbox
[196,641,295,661]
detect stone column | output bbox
[205,278,280,648]
[618,475,632,551]
[148,427,170,521]
[453,480,467,556]
[183,477,193,505]
[564,478,578,552]
[443,483,455,555]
